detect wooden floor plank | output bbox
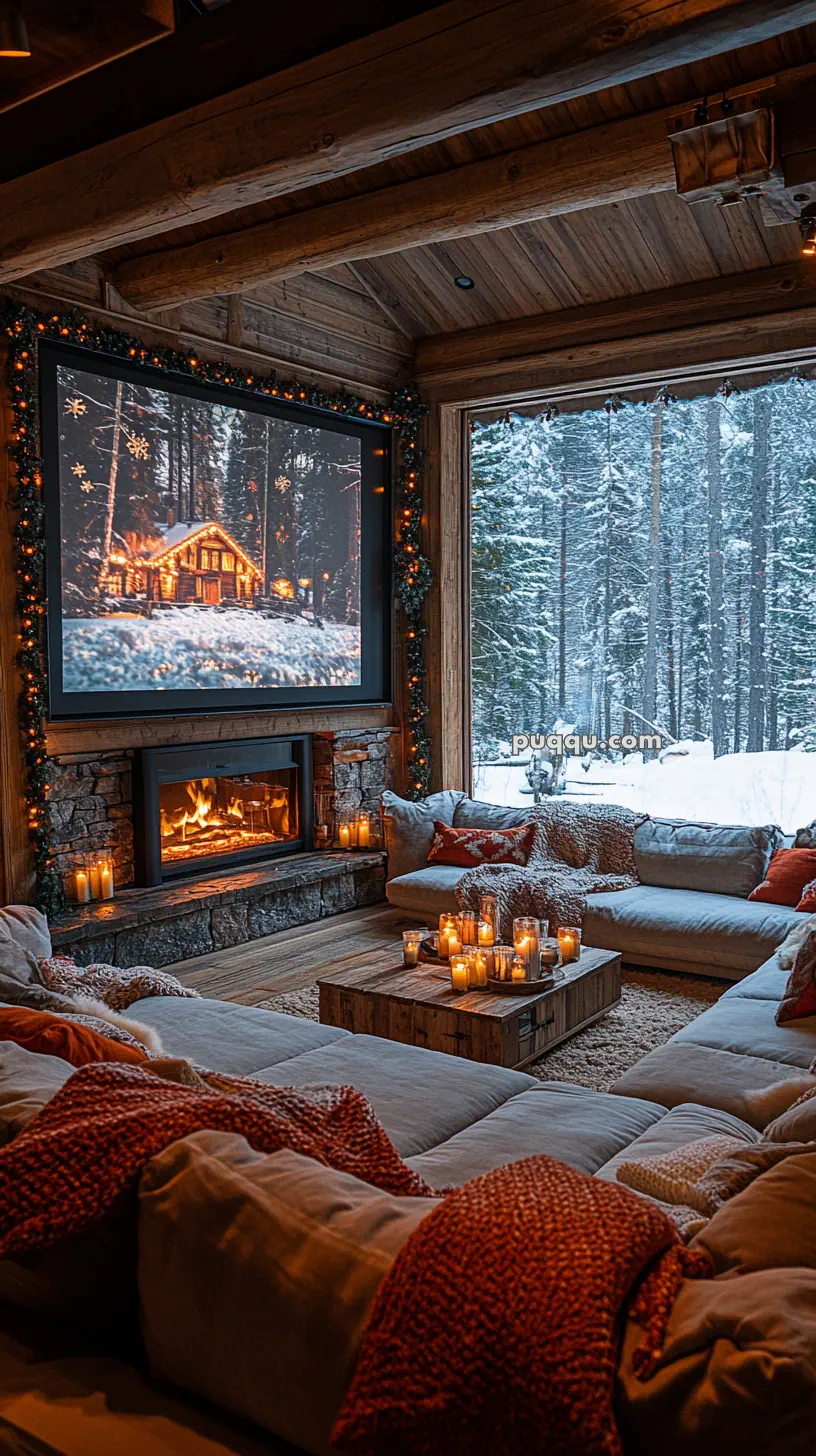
[165,904,418,1002]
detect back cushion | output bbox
[381,789,466,879]
[634,818,781,898]
[453,798,532,832]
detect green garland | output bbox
[2,301,432,916]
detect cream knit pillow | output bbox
[616,1134,747,1213]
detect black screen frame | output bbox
[39,340,393,721]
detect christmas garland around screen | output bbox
[2,301,431,917]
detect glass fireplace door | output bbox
[159,767,299,869]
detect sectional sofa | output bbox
[0,898,815,1453]
[382,789,810,978]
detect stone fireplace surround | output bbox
[46,724,399,967]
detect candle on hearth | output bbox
[74,868,90,904]
[338,823,351,849]
[99,855,114,901]
[477,919,495,948]
[88,858,101,900]
[438,913,457,959]
[558,926,582,964]
[357,813,370,848]
[450,954,469,993]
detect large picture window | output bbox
[470,373,816,832]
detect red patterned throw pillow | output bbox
[796,878,816,913]
[777,928,816,1024]
[427,820,535,869]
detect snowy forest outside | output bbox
[470,375,816,833]
[54,364,362,695]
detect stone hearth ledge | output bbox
[50,851,387,969]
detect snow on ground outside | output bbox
[474,739,816,835]
[63,608,361,692]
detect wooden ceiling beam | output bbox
[414,260,816,396]
[115,110,678,309]
[0,0,812,283]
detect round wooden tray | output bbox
[486,973,558,995]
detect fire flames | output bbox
[160,776,293,864]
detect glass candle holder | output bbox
[438,913,458,960]
[450,954,470,993]
[477,918,495,948]
[511,956,529,983]
[557,926,582,964]
[513,916,541,979]
[479,892,499,943]
[73,862,91,904]
[356,812,371,849]
[337,822,351,850]
[88,856,102,900]
[457,910,478,948]
[539,918,550,939]
[540,938,560,968]
[472,948,490,987]
[492,945,515,981]
[97,853,115,901]
[402,928,427,967]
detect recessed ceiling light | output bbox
[454,275,475,290]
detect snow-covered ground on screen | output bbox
[63,608,360,692]
[473,739,816,835]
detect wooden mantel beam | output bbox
[116,110,677,310]
[0,0,813,282]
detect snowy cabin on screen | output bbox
[100,521,265,605]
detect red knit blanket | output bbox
[0,1061,435,1258]
[332,1154,712,1456]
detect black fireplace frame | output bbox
[134,735,313,885]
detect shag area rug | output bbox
[257,969,724,1093]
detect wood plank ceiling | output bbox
[14,16,816,392]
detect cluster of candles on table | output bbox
[336,812,373,850]
[72,852,115,903]
[401,892,582,989]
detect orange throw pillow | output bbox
[747,849,816,908]
[0,1007,148,1068]
[427,820,535,869]
[796,878,816,913]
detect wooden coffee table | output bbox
[317,947,621,1070]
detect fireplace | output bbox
[134,736,312,885]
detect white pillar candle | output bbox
[357,815,370,848]
[477,920,495,947]
[557,927,582,964]
[472,950,490,987]
[74,869,90,904]
[511,957,528,982]
[99,862,114,900]
[89,860,101,900]
[338,823,351,849]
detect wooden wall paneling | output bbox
[0,348,34,903]
[426,402,469,792]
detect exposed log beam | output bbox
[413,261,816,402]
[116,110,678,309]
[0,0,812,282]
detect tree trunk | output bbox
[99,379,124,587]
[642,401,663,746]
[664,549,678,740]
[733,572,744,753]
[766,463,781,751]
[747,392,771,752]
[558,480,568,714]
[187,407,196,522]
[706,397,728,757]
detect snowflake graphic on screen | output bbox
[79,480,95,494]
[71,463,87,478]
[275,475,292,493]
[64,397,87,418]
[127,435,150,460]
